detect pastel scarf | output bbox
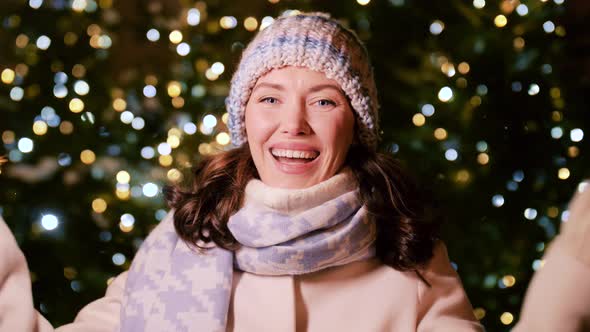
[119,171,377,332]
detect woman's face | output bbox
[245,66,355,189]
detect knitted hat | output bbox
[226,11,380,150]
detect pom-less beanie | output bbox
[226,11,380,150]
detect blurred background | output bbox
[1,0,589,330]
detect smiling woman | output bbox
[152,11,483,332]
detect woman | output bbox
[0,12,484,331]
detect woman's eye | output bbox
[316,99,336,107]
[260,97,278,104]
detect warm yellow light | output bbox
[547,206,559,218]
[470,96,482,106]
[500,0,516,14]
[116,189,130,200]
[169,30,183,44]
[80,149,96,164]
[63,267,78,280]
[167,81,182,97]
[16,34,29,48]
[116,170,130,184]
[205,68,219,81]
[551,111,562,122]
[113,98,126,111]
[458,62,470,74]
[473,308,486,320]
[145,75,158,86]
[87,24,101,36]
[441,63,455,77]
[198,143,210,155]
[455,169,470,183]
[216,132,231,145]
[434,128,448,140]
[167,168,183,182]
[568,146,580,158]
[15,64,29,77]
[558,168,570,180]
[555,26,566,37]
[159,155,173,167]
[167,135,180,148]
[502,275,516,287]
[69,98,85,113]
[268,0,279,3]
[59,121,74,135]
[89,34,100,48]
[72,64,86,78]
[1,69,15,84]
[119,221,134,232]
[477,153,490,165]
[494,15,508,28]
[513,37,525,50]
[244,17,258,31]
[106,276,115,285]
[412,113,426,126]
[168,128,182,138]
[171,96,185,108]
[550,87,561,99]
[220,16,237,29]
[222,113,229,124]
[92,198,107,213]
[2,130,15,144]
[357,0,371,5]
[33,121,48,135]
[500,312,514,325]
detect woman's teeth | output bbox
[271,148,319,160]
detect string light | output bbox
[494,15,507,28]
[169,30,183,44]
[80,149,96,164]
[438,86,453,102]
[412,113,426,126]
[500,312,514,325]
[92,198,107,213]
[244,17,258,31]
[1,68,15,84]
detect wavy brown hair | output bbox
[163,144,440,271]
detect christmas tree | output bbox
[0,0,585,330]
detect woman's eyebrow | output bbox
[252,82,285,93]
[308,84,344,94]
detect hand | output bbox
[563,180,590,234]
[555,180,590,265]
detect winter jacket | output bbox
[0,215,483,331]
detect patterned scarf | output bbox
[119,171,377,332]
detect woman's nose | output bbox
[279,102,311,136]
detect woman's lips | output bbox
[268,146,320,174]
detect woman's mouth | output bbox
[270,148,319,164]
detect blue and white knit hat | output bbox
[226,11,380,150]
